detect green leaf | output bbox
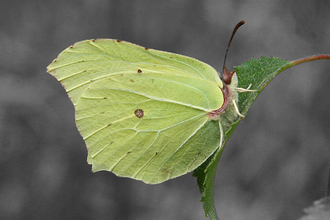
[193,56,290,219]
[193,55,330,219]
[193,120,239,219]
[235,57,290,114]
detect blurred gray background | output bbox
[0,0,329,220]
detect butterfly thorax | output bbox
[208,72,239,131]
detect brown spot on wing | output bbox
[134,109,144,118]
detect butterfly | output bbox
[47,21,256,184]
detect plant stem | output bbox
[291,54,330,66]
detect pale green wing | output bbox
[47,39,225,184]
[47,39,224,106]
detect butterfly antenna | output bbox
[222,20,245,84]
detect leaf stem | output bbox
[275,54,330,75]
[290,54,330,67]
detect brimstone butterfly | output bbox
[47,21,253,184]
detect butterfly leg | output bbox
[232,100,245,118]
[236,84,259,93]
[233,84,259,117]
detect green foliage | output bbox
[235,57,290,115]
[193,57,290,219]
[193,55,330,219]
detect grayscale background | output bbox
[0,0,329,219]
